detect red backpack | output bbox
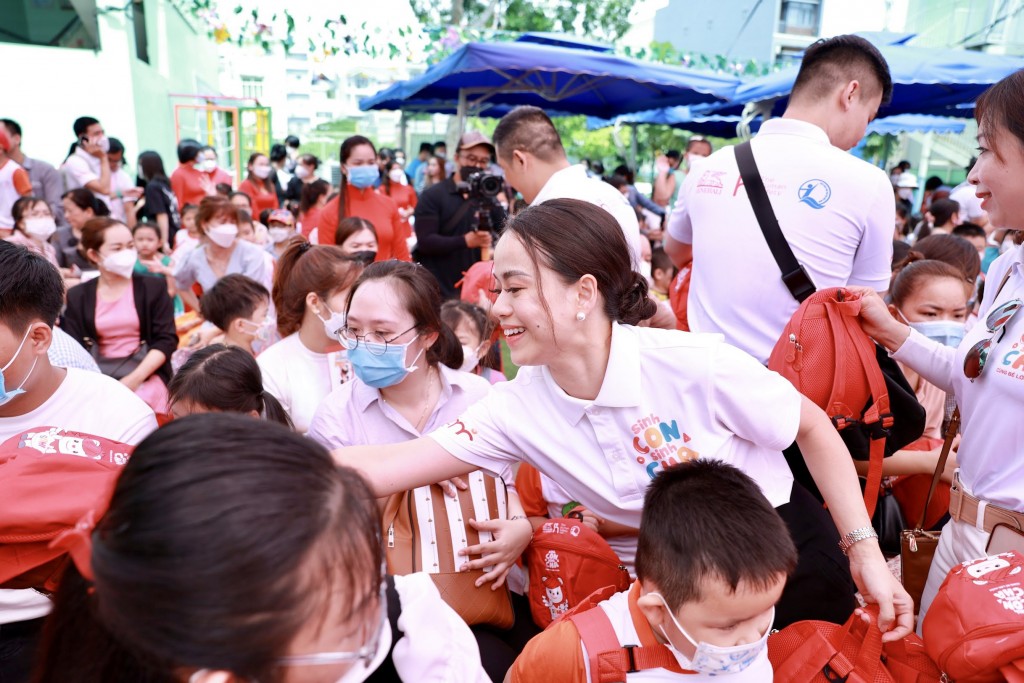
[525,516,631,629]
[923,551,1024,682]
[0,427,133,592]
[768,604,942,682]
[767,287,892,517]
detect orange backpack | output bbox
[525,516,631,629]
[923,552,1024,682]
[767,287,893,517]
[768,604,943,682]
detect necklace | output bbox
[382,367,437,433]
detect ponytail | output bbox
[261,392,293,429]
[272,237,359,338]
[429,322,464,369]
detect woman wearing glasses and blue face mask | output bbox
[317,136,411,263]
[31,414,489,683]
[854,69,1024,629]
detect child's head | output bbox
[650,247,675,292]
[199,274,271,348]
[635,460,796,667]
[441,300,495,373]
[952,222,987,257]
[168,345,291,427]
[0,242,64,414]
[889,259,968,347]
[132,223,161,258]
[180,204,199,235]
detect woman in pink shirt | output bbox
[5,196,59,267]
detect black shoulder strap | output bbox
[734,141,816,303]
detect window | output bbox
[778,0,821,36]
[286,93,311,102]
[241,76,264,101]
[132,0,149,63]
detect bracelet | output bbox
[509,515,527,522]
[838,526,879,555]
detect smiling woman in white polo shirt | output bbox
[335,198,913,637]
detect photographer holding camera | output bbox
[413,131,507,298]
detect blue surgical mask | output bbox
[898,310,966,348]
[347,336,423,389]
[347,165,379,189]
[652,593,773,675]
[0,327,37,408]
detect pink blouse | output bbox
[95,285,169,413]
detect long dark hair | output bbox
[502,199,656,325]
[62,188,110,218]
[299,178,330,216]
[346,260,463,369]
[168,345,291,427]
[136,151,168,183]
[336,135,376,225]
[34,414,383,683]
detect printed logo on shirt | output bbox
[733,176,786,197]
[695,170,726,195]
[798,179,831,209]
[445,419,475,441]
[997,344,1024,380]
[15,427,131,466]
[629,412,699,479]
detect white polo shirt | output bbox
[61,147,111,209]
[429,324,800,533]
[667,118,894,364]
[892,246,1024,511]
[949,182,986,223]
[533,164,642,270]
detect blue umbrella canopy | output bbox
[359,40,741,119]
[716,40,1024,119]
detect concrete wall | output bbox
[653,0,778,63]
[0,0,219,177]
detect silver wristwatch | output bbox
[838,526,879,555]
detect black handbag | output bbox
[85,338,148,380]
[872,480,907,557]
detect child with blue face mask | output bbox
[509,459,798,682]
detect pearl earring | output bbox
[576,311,586,322]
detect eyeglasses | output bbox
[963,298,1023,381]
[277,582,387,668]
[459,153,490,166]
[339,324,417,355]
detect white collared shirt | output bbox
[893,246,1024,511]
[429,324,800,532]
[533,164,642,270]
[62,147,111,208]
[667,118,895,363]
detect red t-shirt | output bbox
[169,164,212,209]
[319,185,411,262]
[238,179,280,217]
[206,167,234,189]
[299,205,322,239]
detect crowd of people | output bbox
[0,31,1021,683]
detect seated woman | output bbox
[308,261,534,682]
[5,195,60,267]
[256,237,363,433]
[334,199,913,636]
[198,274,272,356]
[62,217,177,413]
[57,187,110,281]
[173,195,267,313]
[32,414,489,682]
[335,216,379,264]
[168,344,291,427]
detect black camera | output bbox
[457,170,503,199]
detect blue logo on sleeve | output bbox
[798,179,831,209]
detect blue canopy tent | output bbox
[359,37,741,121]
[712,39,1024,120]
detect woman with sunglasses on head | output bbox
[32,414,489,683]
[853,70,1024,627]
[335,198,914,642]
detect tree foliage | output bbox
[411,0,634,42]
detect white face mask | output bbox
[652,593,773,675]
[897,188,915,201]
[295,165,311,180]
[460,344,481,373]
[240,318,273,343]
[91,135,110,153]
[207,224,238,248]
[252,165,273,179]
[388,168,407,184]
[639,260,653,283]
[317,302,347,341]
[103,248,138,279]
[23,216,57,240]
[201,159,217,173]
[268,226,293,244]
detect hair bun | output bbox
[617,272,657,325]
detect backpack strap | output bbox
[569,607,681,683]
[734,141,816,303]
[1000,659,1024,683]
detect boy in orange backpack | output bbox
[509,459,798,683]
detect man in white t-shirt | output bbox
[949,159,990,231]
[493,106,675,328]
[665,35,895,364]
[60,116,113,210]
[0,242,157,681]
